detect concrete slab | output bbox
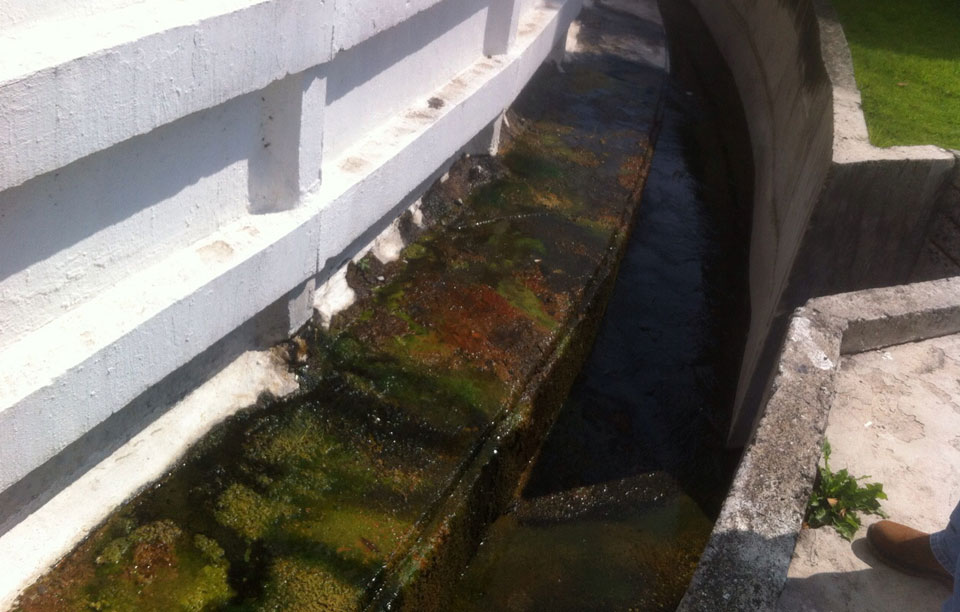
[778,334,960,611]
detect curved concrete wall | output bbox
[687,0,957,445]
[0,0,581,520]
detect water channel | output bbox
[448,2,753,608]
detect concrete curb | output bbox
[678,275,960,611]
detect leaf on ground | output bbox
[806,438,887,541]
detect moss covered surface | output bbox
[14,19,662,612]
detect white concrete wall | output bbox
[0,0,579,512]
[1,0,147,30]
[323,0,490,160]
[0,92,260,346]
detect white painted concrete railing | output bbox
[0,0,580,531]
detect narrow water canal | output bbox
[448,3,753,609]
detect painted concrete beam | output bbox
[330,0,448,54]
[0,0,334,193]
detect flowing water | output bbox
[448,3,753,609]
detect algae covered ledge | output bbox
[12,8,667,610]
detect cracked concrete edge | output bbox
[678,275,960,611]
[678,309,839,611]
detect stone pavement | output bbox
[779,333,960,611]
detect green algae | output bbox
[502,148,564,181]
[496,278,558,331]
[17,381,456,611]
[572,213,621,237]
[288,505,411,566]
[568,69,615,94]
[215,484,298,541]
[316,330,505,429]
[535,131,602,168]
[503,137,599,193]
[392,329,456,363]
[401,242,428,260]
[257,556,358,611]
[70,519,234,612]
[482,228,546,263]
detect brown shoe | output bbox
[867,520,954,589]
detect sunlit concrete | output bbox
[680,276,960,611]
[778,332,960,611]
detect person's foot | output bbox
[867,520,954,589]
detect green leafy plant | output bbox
[806,439,888,541]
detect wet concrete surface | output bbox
[448,3,753,609]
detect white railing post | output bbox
[298,67,328,197]
[484,0,523,56]
[247,68,327,213]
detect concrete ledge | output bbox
[0,0,518,193]
[0,0,332,193]
[679,275,960,611]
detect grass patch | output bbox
[832,0,960,149]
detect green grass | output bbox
[831,0,960,149]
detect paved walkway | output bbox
[779,333,960,611]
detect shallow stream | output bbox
[448,3,753,608]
